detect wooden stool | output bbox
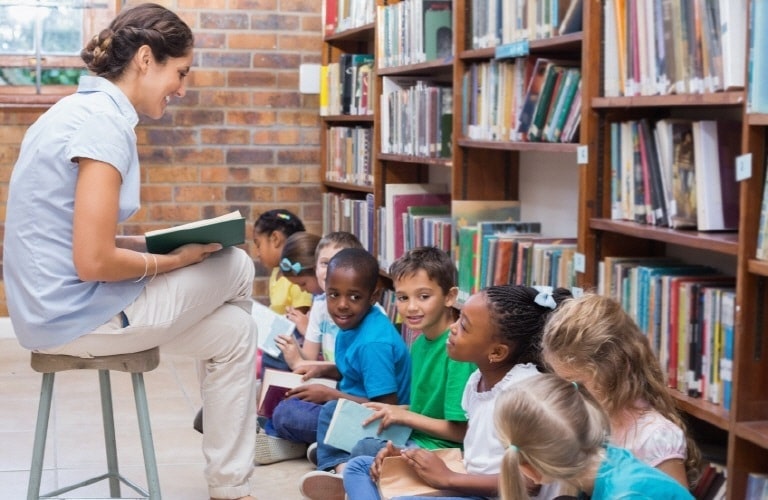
[27,348,162,499]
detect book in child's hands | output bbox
[251,299,296,358]
[378,448,465,499]
[258,368,337,418]
[145,210,246,254]
[324,398,412,453]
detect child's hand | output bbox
[287,383,335,404]
[286,306,309,335]
[362,402,410,434]
[276,334,302,368]
[370,441,401,482]
[401,448,450,488]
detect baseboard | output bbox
[0,317,14,339]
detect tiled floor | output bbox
[0,338,313,499]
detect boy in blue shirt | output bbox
[270,248,411,471]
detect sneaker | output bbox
[307,442,318,466]
[254,427,307,465]
[299,470,345,500]
[193,407,203,434]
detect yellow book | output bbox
[319,64,329,116]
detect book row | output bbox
[463,57,581,143]
[603,0,747,97]
[322,0,375,38]
[609,118,739,231]
[376,0,452,69]
[319,53,374,117]
[380,78,453,158]
[598,257,736,409]
[324,126,373,187]
[470,0,582,50]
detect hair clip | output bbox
[532,285,557,310]
[276,213,291,220]
[508,444,519,452]
[572,381,579,391]
[279,257,302,274]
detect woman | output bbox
[3,4,257,500]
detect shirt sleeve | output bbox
[66,112,136,177]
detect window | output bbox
[0,0,118,102]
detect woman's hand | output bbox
[170,242,223,267]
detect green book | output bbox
[145,210,246,254]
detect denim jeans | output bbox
[343,455,488,500]
[270,397,322,444]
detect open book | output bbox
[323,398,412,453]
[251,299,296,358]
[145,210,246,254]
[257,368,337,418]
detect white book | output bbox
[251,299,296,358]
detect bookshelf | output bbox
[321,1,763,495]
[578,0,768,498]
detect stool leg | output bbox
[132,372,161,499]
[27,372,54,500]
[98,370,121,498]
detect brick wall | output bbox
[0,0,323,315]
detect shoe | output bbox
[254,426,307,465]
[193,407,203,434]
[307,442,318,466]
[299,470,345,500]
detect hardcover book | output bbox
[257,368,337,418]
[145,210,246,254]
[324,398,412,453]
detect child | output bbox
[276,231,322,335]
[301,246,476,499]
[541,293,700,488]
[276,231,364,370]
[342,284,572,500]
[493,373,695,500]
[251,209,313,374]
[268,248,412,461]
[193,209,311,434]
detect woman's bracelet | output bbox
[149,253,159,283]
[134,252,149,282]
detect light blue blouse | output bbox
[4,75,145,350]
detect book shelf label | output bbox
[577,145,588,165]
[736,153,753,182]
[573,251,585,273]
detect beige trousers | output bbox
[40,247,258,499]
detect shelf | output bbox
[747,113,768,126]
[377,59,453,79]
[324,22,375,43]
[457,138,579,153]
[589,219,740,255]
[591,91,745,109]
[734,421,768,449]
[747,258,768,277]
[671,392,730,430]
[458,32,583,61]
[322,181,374,193]
[376,153,452,167]
[322,114,374,123]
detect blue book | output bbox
[323,398,412,453]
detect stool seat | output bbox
[27,348,162,499]
[31,347,160,373]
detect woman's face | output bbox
[137,50,193,119]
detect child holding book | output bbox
[341,284,572,500]
[276,231,364,369]
[493,373,695,500]
[251,209,313,374]
[299,247,476,499]
[541,293,700,488]
[268,248,411,459]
